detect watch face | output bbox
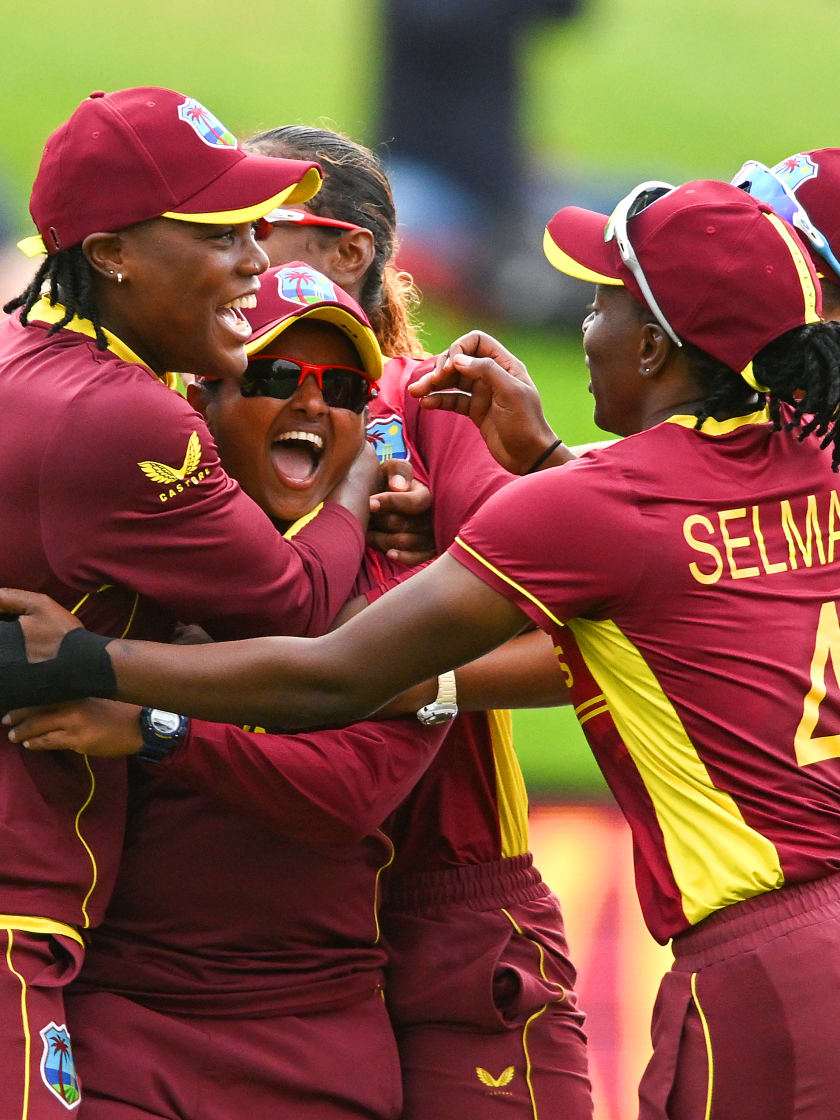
[149,710,181,736]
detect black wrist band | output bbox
[0,626,116,710]
[525,438,563,474]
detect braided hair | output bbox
[3,245,108,350]
[688,321,840,471]
[244,126,425,359]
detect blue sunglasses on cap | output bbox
[731,160,840,281]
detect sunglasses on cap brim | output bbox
[731,160,840,282]
[253,208,364,241]
[240,355,377,413]
[604,180,682,347]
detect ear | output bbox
[325,228,376,291]
[638,322,673,378]
[82,232,125,282]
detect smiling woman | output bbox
[0,86,385,1120]
[191,263,381,528]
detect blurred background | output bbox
[1,1,837,1113]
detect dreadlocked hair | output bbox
[683,321,840,471]
[244,126,426,359]
[753,320,840,471]
[3,245,108,350]
[684,341,759,433]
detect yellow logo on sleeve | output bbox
[476,1066,515,1089]
[137,431,210,502]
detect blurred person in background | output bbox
[378,0,585,323]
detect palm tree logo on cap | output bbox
[177,98,237,149]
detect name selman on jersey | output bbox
[451,407,840,942]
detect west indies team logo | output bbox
[366,414,409,462]
[771,152,818,195]
[276,265,336,306]
[39,1022,81,1109]
[177,98,237,149]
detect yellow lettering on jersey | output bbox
[718,508,760,580]
[828,491,840,564]
[752,504,787,575]
[554,643,573,688]
[685,492,838,584]
[781,496,826,570]
[794,600,840,766]
[684,515,723,585]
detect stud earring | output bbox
[116,272,124,284]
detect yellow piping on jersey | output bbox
[453,538,564,629]
[575,693,610,726]
[27,297,178,390]
[0,917,83,945]
[283,503,324,540]
[68,584,137,926]
[75,759,98,929]
[567,616,785,925]
[372,829,395,944]
[486,710,529,858]
[6,930,31,1120]
[691,972,714,1120]
[665,407,770,435]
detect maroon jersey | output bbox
[451,408,840,941]
[367,360,529,870]
[74,715,446,1017]
[0,305,364,930]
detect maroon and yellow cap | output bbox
[23,88,323,256]
[544,179,822,375]
[238,263,382,382]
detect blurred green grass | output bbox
[3,0,838,794]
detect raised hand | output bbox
[408,331,573,474]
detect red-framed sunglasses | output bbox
[240,355,376,413]
[253,207,364,241]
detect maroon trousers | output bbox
[382,855,593,1119]
[0,929,85,1119]
[66,989,402,1119]
[638,873,840,1119]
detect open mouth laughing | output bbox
[217,293,257,339]
[270,429,325,485]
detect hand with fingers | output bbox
[0,589,116,710]
[368,458,435,566]
[408,331,575,475]
[4,698,142,757]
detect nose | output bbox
[289,374,328,417]
[238,225,270,276]
[581,310,595,334]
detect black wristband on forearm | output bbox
[0,626,117,710]
[525,437,563,474]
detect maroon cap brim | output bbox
[163,154,323,224]
[543,206,626,286]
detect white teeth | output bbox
[278,431,324,450]
[220,294,257,311]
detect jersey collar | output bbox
[26,297,178,390]
[663,406,771,435]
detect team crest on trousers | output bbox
[177,98,237,149]
[772,153,818,194]
[39,1022,81,1109]
[367,415,409,462]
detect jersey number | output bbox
[795,600,840,766]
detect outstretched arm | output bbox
[0,555,530,729]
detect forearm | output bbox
[0,556,531,728]
[454,629,572,710]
